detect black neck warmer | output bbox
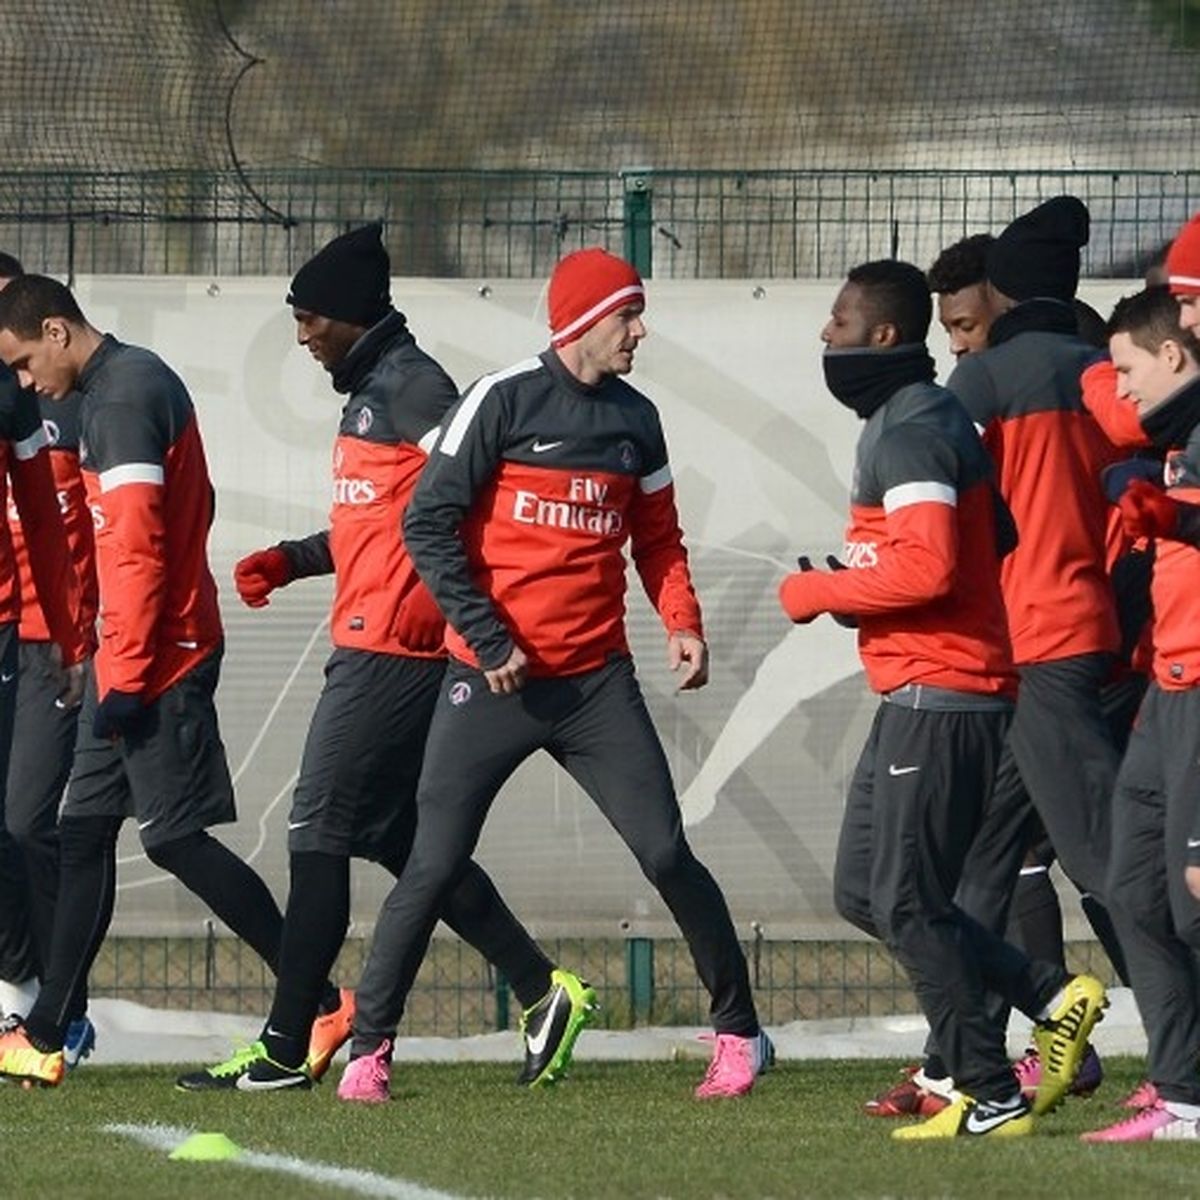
[822,343,937,420]
[330,309,412,395]
[1141,375,1200,454]
[988,298,1079,347]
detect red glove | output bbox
[233,547,292,608]
[1118,478,1179,540]
[779,568,821,625]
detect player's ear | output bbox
[870,321,900,348]
[42,316,70,347]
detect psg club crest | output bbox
[618,440,636,470]
[356,406,374,436]
[43,418,60,446]
[448,680,472,706]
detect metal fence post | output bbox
[625,936,654,1024]
[621,167,653,277]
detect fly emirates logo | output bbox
[512,476,623,535]
[331,444,378,506]
[843,540,878,568]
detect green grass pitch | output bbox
[0,1057,1191,1198]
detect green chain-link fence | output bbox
[90,935,1123,1035]
[1,168,1194,281]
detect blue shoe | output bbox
[754,1029,776,1075]
[63,1017,96,1070]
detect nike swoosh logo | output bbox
[1188,839,1200,849]
[0,671,14,683]
[526,989,567,1057]
[531,439,563,453]
[288,820,311,831]
[137,818,156,831]
[888,764,920,776]
[964,1106,1021,1134]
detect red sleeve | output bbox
[94,474,166,693]
[628,480,705,639]
[1081,360,1150,452]
[10,440,86,665]
[780,500,957,622]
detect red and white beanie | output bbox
[1167,212,1200,296]
[548,248,644,347]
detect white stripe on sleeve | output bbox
[883,480,957,513]
[12,424,49,461]
[439,358,541,456]
[639,464,673,494]
[98,462,164,492]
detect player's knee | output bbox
[6,807,53,849]
[1105,868,1141,924]
[1175,901,1200,953]
[144,830,208,872]
[868,899,925,952]
[635,837,696,888]
[58,815,121,868]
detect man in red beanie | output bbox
[1168,213,1200,335]
[177,223,586,1095]
[335,246,767,1104]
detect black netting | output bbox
[1,0,1199,276]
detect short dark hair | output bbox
[0,252,24,280]
[1107,284,1200,360]
[846,259,932,344]
[927,234,994,295]
[0,273,85,338]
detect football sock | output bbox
[1008,865,1065,967]
[147,831,283,973]
[23,816,121,1047]
[261,851,350,1064]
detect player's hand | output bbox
[780,555,853,626]
[1118,478,1179,539]
[668,630,708,691]
[93,688,148,741]
[56,661,86,710]
[234,547,292,608]
[484,645,528,695]
[1101,457,1161,504]
[47,642,86,709]
[817,555,858,629]
[1187,865,1200,903]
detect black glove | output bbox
[93,689,148,741]
[796,556,858,628]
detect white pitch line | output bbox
[104,1123,465,1200]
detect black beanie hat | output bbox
[286,222,392,327]
[986,196,1090,303]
